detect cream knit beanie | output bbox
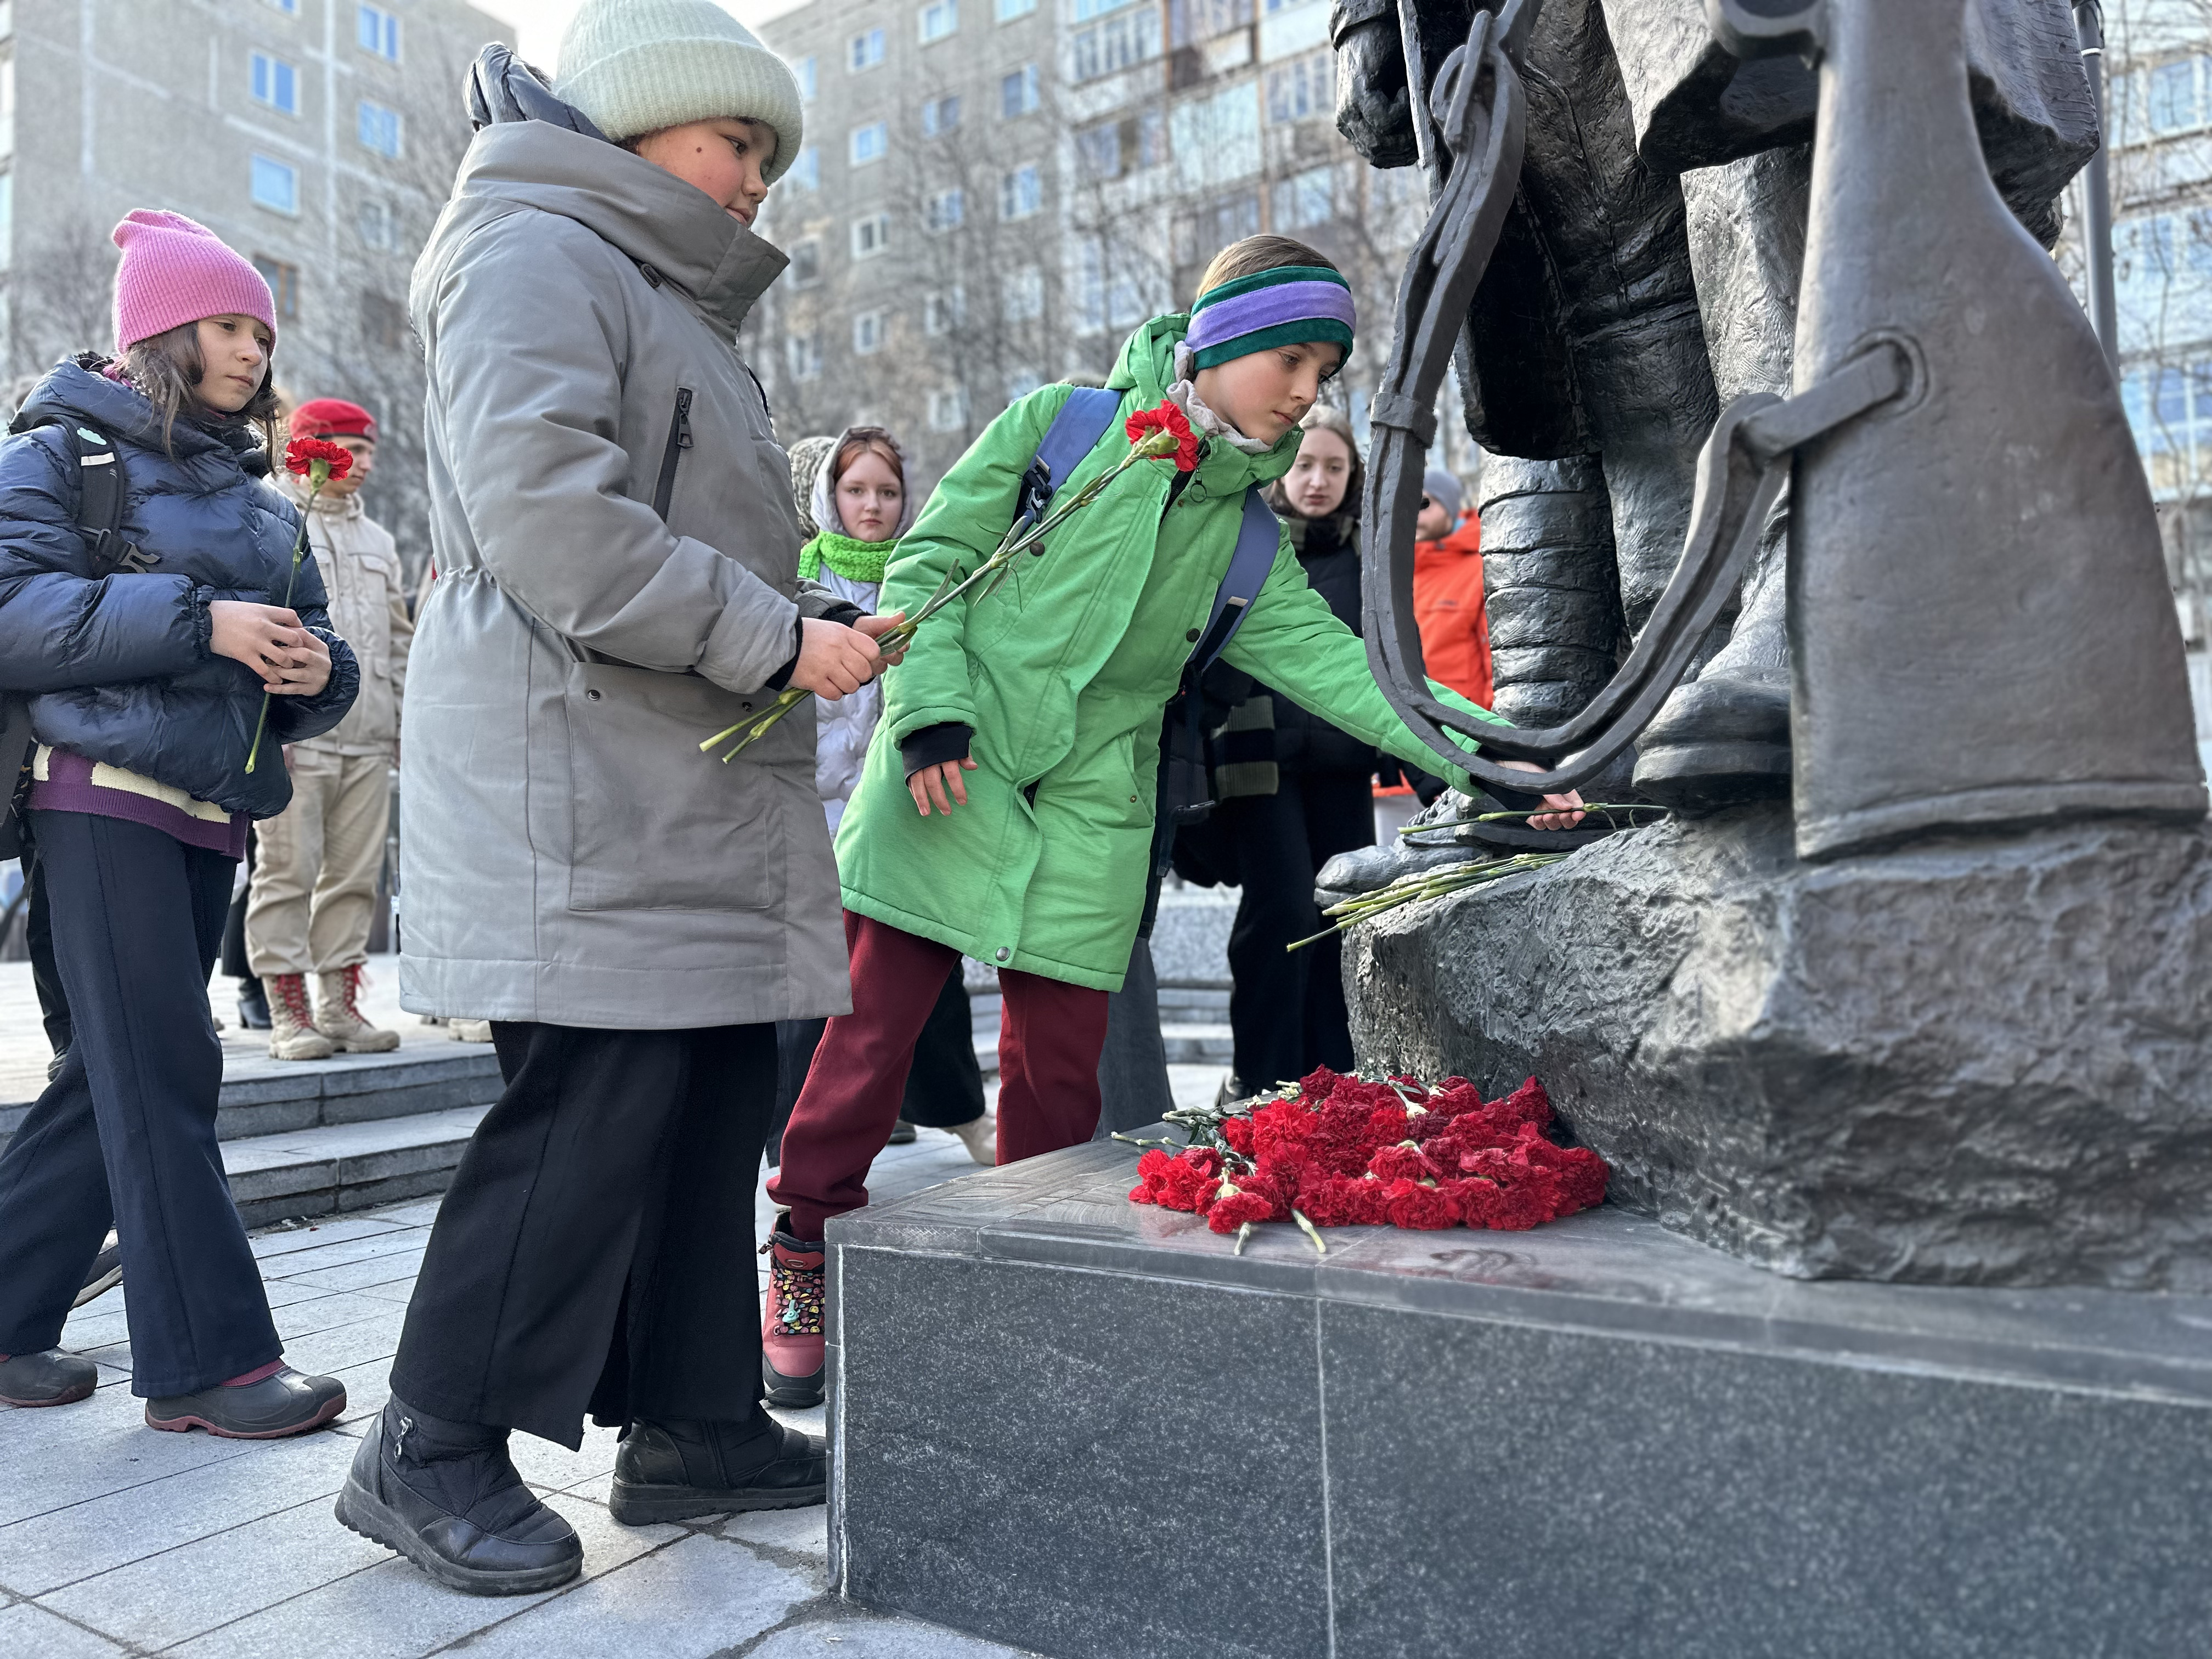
[554,0,805,184]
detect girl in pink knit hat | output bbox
[0,210,361,1437]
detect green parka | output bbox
[833,315,1500,990]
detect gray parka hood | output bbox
[447,119,787,338]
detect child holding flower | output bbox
[0,211,358,1434]
[761,234,1583,1403]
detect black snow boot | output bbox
[336,1397,582,1595]
[610,1411,826,1525]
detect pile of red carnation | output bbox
[1126,1067,1607,1238]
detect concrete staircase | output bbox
[966,981,1234,1077]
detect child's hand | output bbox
[264,629,331,696]
[856,611,909,668]
[908,757,977,817]
[790,617,882,701]
[1497,759,1585,831]
[210,601,325,692]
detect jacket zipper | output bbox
[652,388,694,522]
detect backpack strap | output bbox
[1184,487,1280,674]
[8,415,148,577]
[1012,385,1125,539]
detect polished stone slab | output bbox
[827,1139,2212,1659]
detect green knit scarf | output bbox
[798,530,894,585]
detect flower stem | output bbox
[243,475,325,776]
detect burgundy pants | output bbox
[768,912,1110,1240]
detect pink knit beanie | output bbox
[110,211,278,352]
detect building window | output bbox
[924,187,964,232]
[997,0,1037,18]
[264,0,298,14]
[786,146,820,190]
[999,165,1041,220]
[1001,63,1039,117]
[1076,120,1121,180]
[1266,49,1334,122]
[1210,190,1261,245]
[1006,367,1043,400]
[1271,163,1333,229]
[357,3,400,61]
[357,199,393,249]
[249,52,297,115]
[362,291,408,349]
[789,239,822,285]
[1074,0,1140,18]
[922,94,961,137]
[1137,107,1169,168]
[924,287,966,336]
[849,121,888,166]
[1002,264,1042,320]
[795,56,817,101]
[849,27,885,71]
[919,0,958,43]
[358,100,402,157]
[929,387,968,430]
[851,213,891,258]
[787,333,822,380]
[853,311,887,354]
[251,255,300,318]
[0,173,13,274]
[1071,6,1160,82]
[250,155,298,214]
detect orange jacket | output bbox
[1412,512,1491,709]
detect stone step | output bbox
[221,1104,490,1229]
[1162,1023,1233,1065]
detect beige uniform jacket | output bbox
[279,477,411,757]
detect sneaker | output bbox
[0,1348,98,1407]
[950,1113,996,1166]
[315,964,400,1053]
[266,974,336,1061]
[236,977,272,1030]
[145,1364,346,1438]
[72,1231,122,1308]
[610,1414,826,1525]
[759,1227,825,1408]
[449,1018,494,1043]
[887,1119,917,1144]
[336,1399,582,1596]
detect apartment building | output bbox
[751,0,1437,490]
[0,0,509,573]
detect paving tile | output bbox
[273,1246,428,1295]
[280,1309,410,1379]
[746,1613,1037,1658]
[251,1216,415,1261]
[720,1504,830,1566]
[364,1198,445,1227]
[255,1226,426,1274]
[448,1533,814,1658]
[36,1491,393,1649]
[161,1491,681,1659]
[272,1290,410,1342]
[0,1386,251,1527]
[324,1357,394,1427]
[0,1601,132,1657]
[507,1423,623,1491]
[0,1428,359,1595]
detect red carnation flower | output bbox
[284,436,354,481]
[1383,1178,1459,1231]
[1207,1187,1285,1234]
[1124,400,1200,472]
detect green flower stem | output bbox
[243,465,330,775]
[1285,851,1568,952]
[703,428,1182,761]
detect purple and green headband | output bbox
[1187,265,1356,371]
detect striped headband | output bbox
[1186,265,1356,371]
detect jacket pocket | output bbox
[565,660,785,913]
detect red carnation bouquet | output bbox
[703,398,1202,761]
[1125,1067,1609,1254]
[244,436,356,774]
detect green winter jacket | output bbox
[834,315,1502,990]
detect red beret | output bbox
[289,398,376,442]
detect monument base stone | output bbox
[827,1146,2210,1659]
[1345,802,2212,1290]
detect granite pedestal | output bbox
[826,1143,2211,1658]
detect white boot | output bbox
[266,974,336,1061]
[950,1113,997,1167]
[314,966,399,1053]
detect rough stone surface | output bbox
[831,1142,2212,1659]
[1344,802,2212,1289]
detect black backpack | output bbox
[0,415,143,860]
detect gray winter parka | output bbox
[398,120,855,1029]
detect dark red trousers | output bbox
[768,912,1110,1240]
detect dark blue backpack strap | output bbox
[1013,385,1125,536]
[1185,487,1281,674]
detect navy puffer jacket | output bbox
[0,357,359,819]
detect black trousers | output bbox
[0,811,277,1395]
[1220,772,1375,1091]
[1095,936,1173,1137]
[768,974,984,1164]
[388,1020,777,1448]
